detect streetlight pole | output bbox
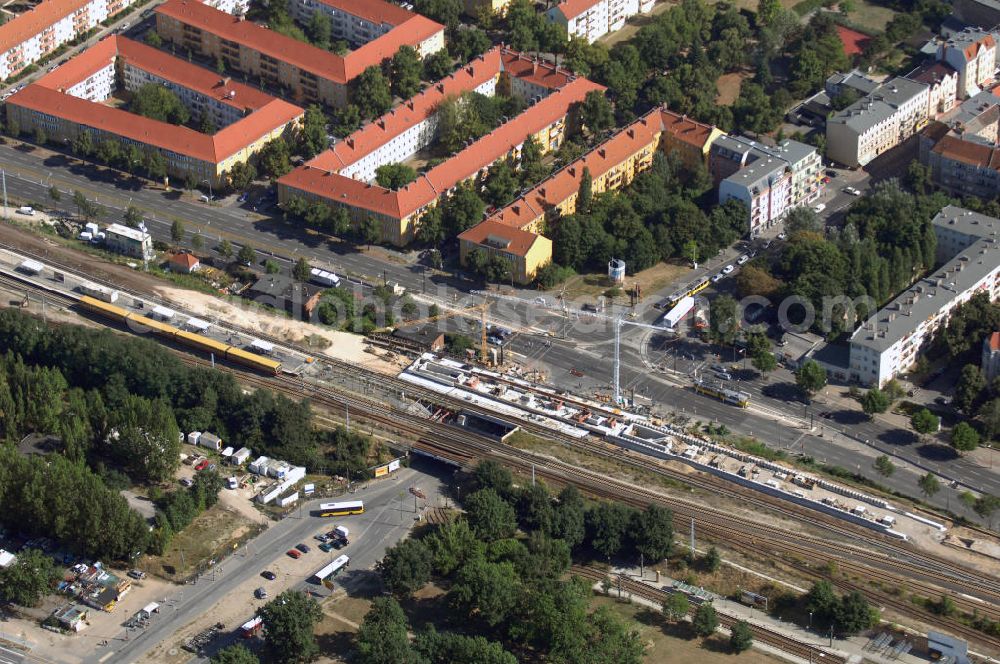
[201,179,213,201]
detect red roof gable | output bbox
[169,253,200,269]
[458,219,543,257]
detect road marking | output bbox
[98,652,115,663]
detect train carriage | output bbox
[124,314,181,339]
[226,346,282,375]
[78,295,131,321]
[174,329,230,356]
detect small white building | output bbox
[0,549,16,568]
[248,456,270,475]
[232,447,252,465]
[186,432,202,446]
[198,433,222,452]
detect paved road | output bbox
[80,464,446,664]
[0,644,25,664]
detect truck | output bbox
[332,525,349,545]
[660,296,694,330]
[239,616,263,638]
[16,206,34,216]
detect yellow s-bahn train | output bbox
[78,295,282,375]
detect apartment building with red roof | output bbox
[154,0,443,108]
[546,0,655,44]
[277,48,601,249]
[6,35,303,187]
[984,331,1000,382]
[458,107,725,282]
[937,26,999,99]
[0,0,137,80]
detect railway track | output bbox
[569,565,848,664]
[3,267,1000,650]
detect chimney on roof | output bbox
[347,138,354,148]
[599,148,606,158]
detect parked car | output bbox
[286,549,301,559]
[844,186,861,196]
[710,273,724,283]
[127,569,146,580]
[295,543,310,554]
[314,533,329,542]
[255,587,267,599]
[319,542,335,552]
[736,254,749,265]
[722,264,735,275]
[194,460,208,471]
[813,203,826,213]
[777,232,787,241]
[261,570,276,580]
[179,478,193,487]
[825,169,837,177]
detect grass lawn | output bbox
[590,596,785,664]
[599,0,677,47]
[845,0,896,32]
[141,504,260,581]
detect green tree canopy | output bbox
[951,421,980,452]
[131,84,190,125]
[911,408,940,435]
[390,46,423,99]
[375,163,419,190]
[356,596,417,664]
[730,620,754,652]
[464,488,517,542]
[795,360,827,396]
[210,645,260,664]
[0,548,60,607]
[259,590,322,664]
[355,66,393,120]
[692,603,719,637]
[378,537,432,597]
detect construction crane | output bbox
[472,290,672,405]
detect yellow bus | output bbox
[318,501,364,517]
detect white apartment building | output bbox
[0,0,137,80]
[712,136,821,235]
[288,0,443,57]
[849,206,1000,387]
[906,61,958,116]
[937,27,999,99]
[65,60,115,101]
[105,223,153,260]
[203,0,250,15]
[546,0,655,44]
[826,76,930,167]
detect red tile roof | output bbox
[169,252,200,269]
[965,34,995,62]
[309,48,504,172]
[280,60,604,219]
[155,0,442,86]
[552,0,604,21]
[989,331,1000,351]
[312,0,414,26]
[488,107,719,230]
[0,0,91,57]
[908,61,958,86]
[8,36,303,163]
[499,49,575,89]
[931,133,1000,171]
[457,219,543,258]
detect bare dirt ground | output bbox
[716,72,746,106]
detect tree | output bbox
[191,234,203,251]
[375,163,418,189]
[0,548,60,607]
[427,518,484,577]
[710,294,739,345]
[332,104,362,138]
[450,26,491,62]
[795,360,827,396]
[258,138,292,179]
[517,482,554,534]
[210,645,260,664]
[237,244,256,266]
[355,66,393,120]
[48,186,61,203]
[874,455,895,477]
[131,84,190,125]
[356,597,415,664]
[171,219,185,244]
[361,217,381,247]
[145,31,163,47]
[450,558,521,627]
[72,190,102,221]
[974,495,1000,524]
[144,151,167,181]
[918,472,940,499]
[414,626,517,664]
[258,590,322,664]
[218,239,233,259]
[730,620,754,653]
[306,9,332,49]
[861,388,889,416]
[379,538,432,597]
[785,207,823,235]
[682,239,699,266]
[951,421,980,453]
[228,160,257,191]
[265,260,280,274]
[752,351,777,374]
[293,257,311,282]
[586,501,634,560]
[414,0,462,28]
[979,398,1000,440]
[663,591,690,621]
[124,205,144,228]
[581,90,614,135]
[804,580,838,625]
[423,50,453,81]
[911,408,940,436]
[298,105,329,159]
[955,364,986,413]
[483,158,517,207]
[702,545,721,573]
[692,603,719,637]
[631,504,673,563]
[441,182,485,236]
[552,485,586,549]
[577,167,593,215]
[464,488,517,542]
[390,46,423,99]
[416,206,445,246]
[835,591,878,635]
[757,0,782,25]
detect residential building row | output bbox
[154,0,444,108]
[6,35,304,188]
[0,0,137,80]
[458,107,821,283]
[984,330,1000,381]
[825,26,999,168]
[849,205,1000,387]
[917,92,1000,197]
[276,47,602,250]
[546,0,656,44]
